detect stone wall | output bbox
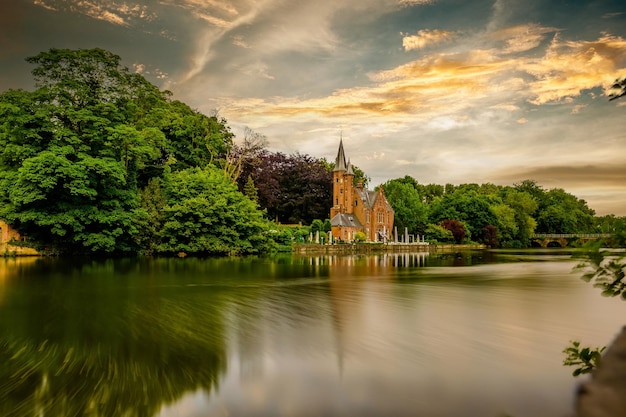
[0,221,39,256]
[292,243,431,254]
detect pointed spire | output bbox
[346,159,355,176]
[333,137,347,172]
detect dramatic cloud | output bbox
[523,33,626,104]
[219,30,626,124]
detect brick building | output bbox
[329,140,394,242]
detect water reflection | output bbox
[0,257,228,417]
[0,252,623,417]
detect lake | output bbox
[0,250,624,417]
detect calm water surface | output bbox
[0,250,624,417]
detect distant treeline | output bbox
[380,177,625,247]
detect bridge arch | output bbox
[530,234,611,248]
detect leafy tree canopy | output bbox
[382,177,428,235]
[0,48,234,254]
[157,166,272,256]
[238,150,332,224]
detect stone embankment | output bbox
[292,243,485,254]
[1,243,39,256]
[293,243,430,254]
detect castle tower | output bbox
[331,139,347,217]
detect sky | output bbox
[2,0,626,216]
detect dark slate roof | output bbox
[330,213,364,228]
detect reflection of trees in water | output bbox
[0,258,228,417]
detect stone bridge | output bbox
[531,233,612,248]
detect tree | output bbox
[220,126,266,183]
[439,219,467,244]
[383,178,429,236]
[492,203,519,246]
[0,141,140,253]
[310,219,324,234]
[157,167,271,256]
[0,84,149,253]
[136,177,167,254]
[502,189,538,246]
[354,231,367,243]
[429,189,497,243]
[425,223,454,243]
[594,215,626,247]
[514,180,545,203]
[243,175,259,203]
[142,100,233,175]
[238,151,332,224]
[536,188,594,233]
[416,183,444,204]
[482,224,498,247]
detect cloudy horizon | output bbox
[2,0,626,215]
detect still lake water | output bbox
[0,250,624,417]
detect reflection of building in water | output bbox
[330,140,394,243]
[294,252,429,270]
[323,252,429,376]
[232,301,266,380]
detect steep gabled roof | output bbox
[355,188,379,210]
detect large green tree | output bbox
[157,167,272,256]
[382,176,429,235]
[536,188,595,234]
[429,189,498,243]
[501,189,538,247]
[0,48,233,253]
